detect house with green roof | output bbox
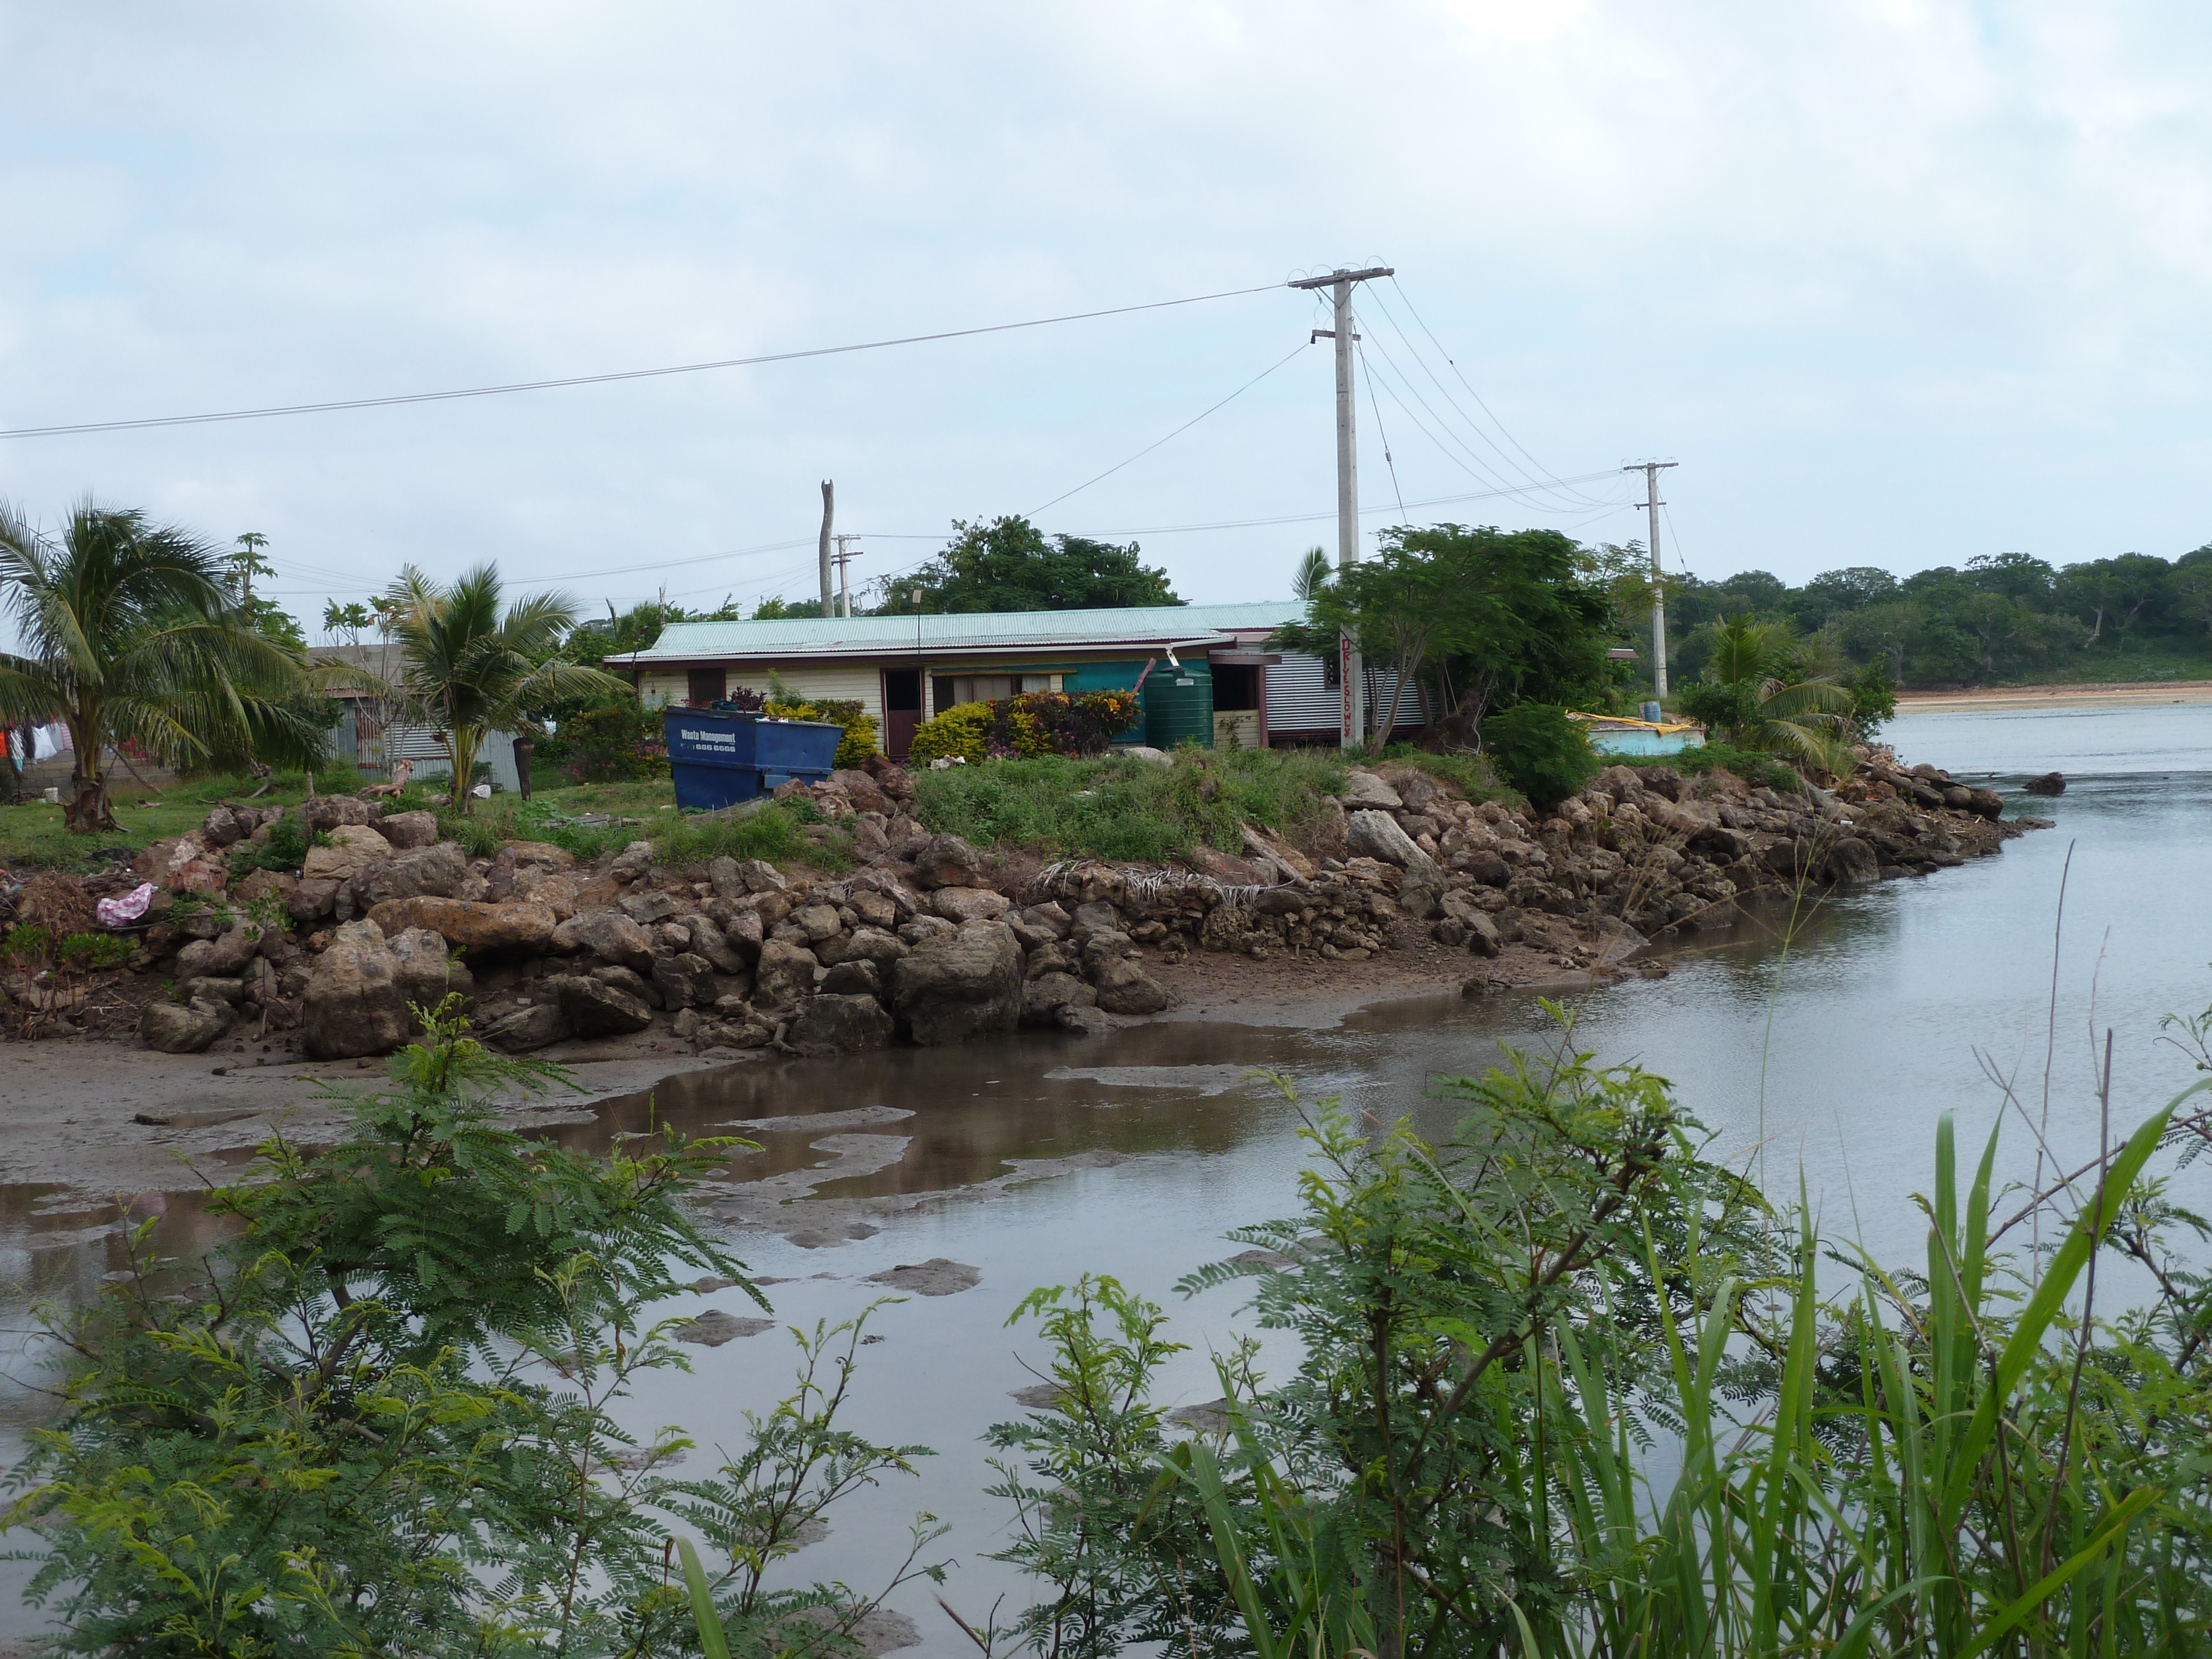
[607,601,1427,760]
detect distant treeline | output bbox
[1597,543,2212,688]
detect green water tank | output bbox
[1142,660,1214,750]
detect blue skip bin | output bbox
[663,709,843,811]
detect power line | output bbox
[0,281,1284,442]
[1359,284,1609,511]
[1384,275,1618,509]
[1026,339,1311,517]
[1355,339,1407,522]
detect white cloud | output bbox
[3,0,2210,629]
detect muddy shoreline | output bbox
[0,926,1627,1214]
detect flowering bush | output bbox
[909,689,1142,765]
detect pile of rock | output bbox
[113,746,2035,1062]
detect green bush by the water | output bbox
[913,747,1347,862]
[1672,738,1805,794]
[1481,701,1599,809]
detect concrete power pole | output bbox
[1288,265,1392,749]
[817,480,836,615]
[832,534,862,617]
[1625,461,1678,698]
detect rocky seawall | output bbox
[3,750,2040,1066]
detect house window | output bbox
[687,667,726,707]
[931,672,1063,712]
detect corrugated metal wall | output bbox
[1265,651,1425,739]
[381,725,524,794]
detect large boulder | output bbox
[388,926,472,1012]
[1346,809,1431,869]
[911,833,986,890]
[478,1002,567,1052]
[139,998,232,1054]
[352,841,472,908]
[366,897,557,953]
[890,920,1021,1045]
[815,925,906,968]
[200,805,247,847]
[786,993,896,1056]
[304,823,395,882]
[930,886,1011,923]
[547,973,654,1037]
[1089,957,1168,1016]
[650,952,719,1010]
[1820,836,1880,885]
[175,923,262,979]
[1021,971,1095,1026]
[550,908,654,969]
[289,878,341,922]
[1339,769,1405,810]
[302,920,414,1059]
[828,769,891,816]
[300,795,377,833]
[674,912,745,973]
[752,940,821,1009]
[377,810,441,849]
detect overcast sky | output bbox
[3,3,2209,634]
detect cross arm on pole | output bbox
[1287,267,1394,290]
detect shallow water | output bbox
[3,701,2209,1646]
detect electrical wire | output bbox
[0,281,1285,441]
[1384,275,1620,509]
[1355,340,1407,523]
[1026,340,1311,517]
[1359,284,1612,512]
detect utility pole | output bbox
[817,480,836,615]
[831,534,863,618]
[1625,461,1678,700]
[1288,265,1392,749]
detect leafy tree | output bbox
[1274,525,1618,754]
[8,1013,940,1657]
[1790,565,1900,630]
[2171,547,2212,637]
[384,563,629,812]
[751,594,827,619]
[2057,552,2172,645]
[1964,550,2058,603]
[883,517,1180,613]
[0,501,330,831]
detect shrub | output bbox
[229,814,309,874]
[560,698,669,783]
[1375,744,1522,807]
[909,690,1141,767]
[908,702,995,766]
[1481,701,1599,810]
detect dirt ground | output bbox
[1896,679,2212,712]
[0,925,1627,1215]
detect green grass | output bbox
[912,747,1350,863]
[1669,740,1806,794]
[0,766,377,873]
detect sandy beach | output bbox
[1897,680,2212,713]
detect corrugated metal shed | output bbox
[614,601,1305,665]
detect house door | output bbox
[882,669,923,760]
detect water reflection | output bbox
[0,704,2206,1649]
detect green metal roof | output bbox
[615,600,1306,665]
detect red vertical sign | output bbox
[1339,630,1355,745]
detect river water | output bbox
[3,702,2209,1646]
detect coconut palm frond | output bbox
[1294,547,1334,602]
[1756,680,1855,721]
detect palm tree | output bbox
[383,563,627,812]
[0,500,327,832]
[1689,614,1858,773]
[1293,545,1334,601]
